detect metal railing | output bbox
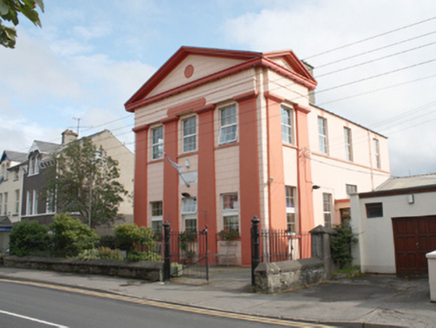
[259,229,311,263]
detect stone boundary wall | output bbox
[253,226,338,293]
[4,256,163,282]
[254,258,325,293]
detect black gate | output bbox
[163,222,209,281]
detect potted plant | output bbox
[217,229,240,241]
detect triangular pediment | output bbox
[125,47,317,112]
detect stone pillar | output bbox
[309,225,337,279]
[427,250,436,302]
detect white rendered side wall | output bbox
[355,191,436,273]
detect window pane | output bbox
[152,127,163,159]
[183,117,196,152]
[151,201,163,216]
[323,193,332,228]
[185,218,197,232]
[221,105,236,125]
[344,127,353,161]
[223,215,239,231]
[318,117,328,154]
[281,106,293,144]
[152,220,163,234]
[285,186,295,209]
[366,203,383,218]
[287,213,295,232]
[182,198,197,214]
[219,125,237,144]
[219,105,237,144]
[223,194,238,211]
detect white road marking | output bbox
[0,309,69,328]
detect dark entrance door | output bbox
[392,216,436,275]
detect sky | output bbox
[1,0,435,177]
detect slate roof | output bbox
[0,150,27,164]
[33,140,61,154]
[375,173,436,191]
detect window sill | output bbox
[215,142,239,150]
[282,143,298,150]
[148,158,164,164]
[178,151,198,158]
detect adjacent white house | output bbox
[350,174,436,275]
[0,150,27,252]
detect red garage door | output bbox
[392,216,436,275]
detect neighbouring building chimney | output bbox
[61,129,78,145]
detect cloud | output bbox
[222,0,436,176]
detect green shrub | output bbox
[98,247,123,260]
[50,214,99,258]
[76,247,123,261]
[76,248,100,261]
[9,220,51,257]
[331,221,358,268]
[99,235,117,249]
[114,224,161,262]
[125,249,162,262]
[114,223,157,252]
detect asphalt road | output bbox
[0,280,335,328]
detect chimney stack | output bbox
[62,129,78,145]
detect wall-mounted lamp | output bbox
[408,194,414,204]
[181,192,191,198]
[185,159,190,168]
[269,177,274,183]
[312,185,320,190]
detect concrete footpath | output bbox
[0,266,434,328]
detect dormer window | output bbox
[28,153,40,176]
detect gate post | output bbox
[251,215,260,286]
[163,221,171,281]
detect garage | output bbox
[392,216,436,275]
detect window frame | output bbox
[281,105,293,144]
[182,198,197,232]
[344,127,353,161]
[374,138,381,169]
[32,190,38,214]
[28,153,40,176]
[366,202,383,218]
[346,184,357,195]
[46,190,55,214]
[26,190,32,215]
[0,193,2,215]
[15,189,19,214]
[222,193,239,232]
[151,201,163,234]
[151,126,164,160]
[218,104,237,145]
[318,117,328,154]
[182,116,197,153]
[323,193,332,228]
[285,186,297,233]
[3,192,7,215]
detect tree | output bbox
[45,137,128,229]
[0,0,44,48]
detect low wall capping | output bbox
[4,256,164,282]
